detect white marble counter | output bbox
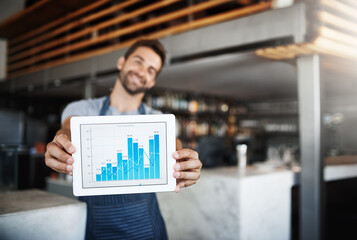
[156,164,357,240]
[40,163,357,240]
[157,166,294,240]
[0,189,86,240]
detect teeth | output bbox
[131,73,144,85]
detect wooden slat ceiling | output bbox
[1,0,272,79]
[0,0,98,39]
[255,0,357,62]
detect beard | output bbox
[118,70,150,95]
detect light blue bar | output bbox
[112,167,117,180]
[107,163,112,181]
[128,138,133,180]
[96,174,101,181]
[149,139,154,179]
[139,148,144,179]
[123,160,128,180]
[133,142,139,180]
[101,167,106,181]
[117,153,123,180]
[154,134,160,179]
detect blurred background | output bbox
[0,0,357,239]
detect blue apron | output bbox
[79,96,168,240]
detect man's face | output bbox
[117,46,162,95]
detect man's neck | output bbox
[110,79,144,113]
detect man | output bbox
[45,39,202,240]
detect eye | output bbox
[148,68,156,76]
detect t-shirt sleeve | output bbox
[61,100,91,124]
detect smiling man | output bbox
[45,39,202,240]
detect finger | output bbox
[175,180,196,193]
[176,138,183,150]
[46,142,73,164]
[52,166,73,175]
[173,171,200,180]
[173,149,198,160]
[174,159,202,171]
[54,133,75,154]
[45,156,72,174]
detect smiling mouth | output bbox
[129,72,145,85]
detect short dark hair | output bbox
[124,39,166,74]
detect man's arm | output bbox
[45,117,76,175]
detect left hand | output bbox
[172,149,202,193]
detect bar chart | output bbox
[80,122,167,188]
[95,134,161,182]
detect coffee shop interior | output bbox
[1,0,357,239]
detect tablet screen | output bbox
[80,122,168,189]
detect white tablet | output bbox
[70,114,176,196]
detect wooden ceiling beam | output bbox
[0,0,50,30]
[236,0,254,5]
[9,0,137,54]
[10,0,111,46]
[8,1,272,78]
[8,0,175,63]
[8,0,227,72]
[144,1,272,41]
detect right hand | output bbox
[45,128,76,175]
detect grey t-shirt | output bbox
[61,96,161,123]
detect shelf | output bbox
[158,108,230,118]
[157,108,298,121]
[325,155,357,165]
[236,113,298,119]
[259,131,298,136]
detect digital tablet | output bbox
[70,114,176,196]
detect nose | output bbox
[136,64,145,78]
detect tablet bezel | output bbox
[70,114,176,196]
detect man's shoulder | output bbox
[61,96,106,123]
[143,103,162,115]
[67,96,106,110]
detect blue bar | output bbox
[107,163,112,181]
[133,142,139,180]
[149,139,154,179]
[128,138,133,160]
[118,167,122,180]
[117,153,123,180]
[154,134,160,179]
[139,148,144,179]
[145,167,149,180]
[101,167,106,181]
[96,174,101,181]
[123,160,128,180]
[117,153,122,163]
[128,138,133,180]
[128,162,133,180]
[112,167,117,180]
